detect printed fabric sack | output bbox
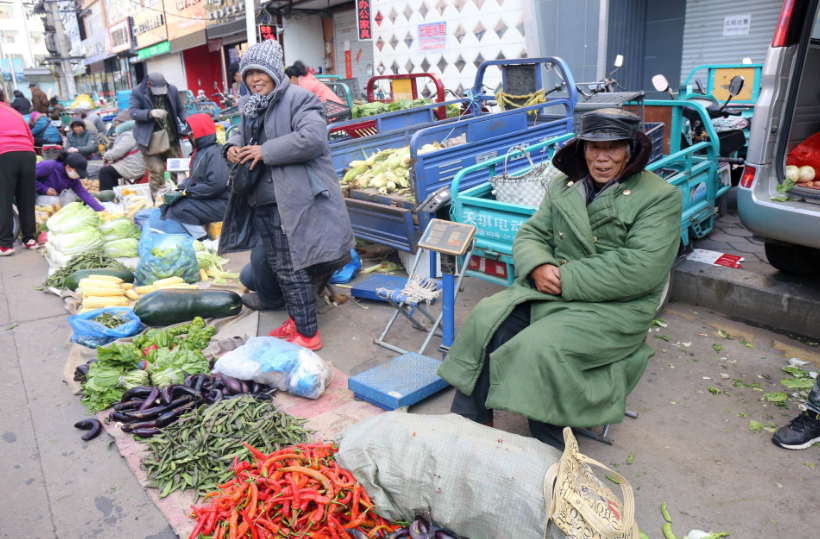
[547,428,640,539]
[146,124,170,155]
[490,145,553,207]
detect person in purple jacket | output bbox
[35,152,104,212]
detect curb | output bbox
[670,260,820,340]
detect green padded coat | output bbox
[438,135,683,428]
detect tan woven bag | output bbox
[546,428,640,539]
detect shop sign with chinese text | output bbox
[419,22,446,51]
[166,0,206,40]
[109,18,133,53]
[356,0,372,40]
[133,5,168,49]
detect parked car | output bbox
[738,0,820,275]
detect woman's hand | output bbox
[226,145,242,164]
[531,264,562,295]
[238,145,263,170]
[46,188,57,196]
[67,147,78,153]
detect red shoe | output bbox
[286,331,323,351]
[23,239,38,250]
[269,317,296,339]
[0,246,14,256]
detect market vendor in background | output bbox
[29,111,63,147]
[129,72,189,198]
[65,116,98,158]
[29,83,49,115]
[289,61,343,105]
[0,95,38,254]
[69,106,98,136]
[36,152,105,212]
[49,96,65,121]
[99,109,146,191]
[159,113,229,239]
[77,101,105,134]
[439,109,683,450]
[220,39,354,351]
[10,90,31,115]
[229,62,249,98]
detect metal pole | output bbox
[19,0,35,68]
[245,0,257,47]
[51,0,76,98]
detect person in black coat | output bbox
[9,90,31,115]
[159,113,229,239]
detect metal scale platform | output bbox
[348,219,476,411]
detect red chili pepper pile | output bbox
[188,441,398,539]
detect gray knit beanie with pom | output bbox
[240,39,285,97]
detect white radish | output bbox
[785,165,800,182]
[798,165,815,183]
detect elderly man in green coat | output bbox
[439,109,683,450]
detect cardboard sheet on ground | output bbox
[96,367,384,538]
[63,309,259,394]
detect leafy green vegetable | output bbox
[100,217,140,242]
[351,102,389,119]
[781,378,814,390]
[707,386,722,395]
[654,334,672,342]
[627,451,635,465]
[151,246,174,258]
[770,195,791,202]
[605,474,619,484]
[81,343,143,413]
[103,238,139,257]
[652,318,668,328]
[712,344,723,352]
[776,178,795,194]
[749,420,765,433]
[47,202,101,235]
[762,392,788,404]
[783,366,811,379]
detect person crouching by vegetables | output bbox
[220,39,354,351]
[438,109,683,450]
[99,109,146,191]
[65,115,98,159]
[159,113,230,239]
[36,152,105,212]
[29,111,63,147]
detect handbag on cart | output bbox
[489,145,561,207]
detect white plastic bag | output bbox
[212,337,333,399]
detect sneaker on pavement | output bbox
[270,317,296,339]
[23,239,38,250]
[241,292,285,312]
[286,331,322,351]
[772,410,820,450]
[0,246,14,256]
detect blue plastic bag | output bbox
[144,209,188,235]
[134,228,200,286]
[68,307,144,349]
[212,337,333,399]
[330,249,361,284]
[133,208,158,230]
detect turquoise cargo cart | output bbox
[451,100,728,294]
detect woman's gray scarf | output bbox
[243,92,274,120]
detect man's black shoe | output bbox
[772,410,820,450]
[241,292,285,312]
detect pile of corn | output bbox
[77,276,198,312]
[35,204,60,230]
[100,212,125,222]
[124,196,153,219]
[339,143,443,197]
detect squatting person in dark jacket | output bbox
[159,113,230,239]
[9,90,31,115]
[129,73,189,197]
[65,115,97,158]
[220,38,354,351]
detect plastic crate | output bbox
[645,121,664,163]
[324,101,352,124]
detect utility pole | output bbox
[245,0,256,47]
[49,1,75,98]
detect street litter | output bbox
[685,249,744,269]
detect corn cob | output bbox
[83,296,129,309]
[199,269,209,282]
[125,290,139,301]
[87,275,123,284]
[159,283,198,289]
[80,288,126,297]
[121,283,134,290]
[152,276,185,288]
[78,279,122,289]
[135,285,155,295]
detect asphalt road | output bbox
[1,248,818,538]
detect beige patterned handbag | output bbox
[546,428,639,539]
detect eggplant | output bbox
[388,529,410,539]
[221,375,243,394]
[240,380,250,394]
[131,427,160,437]
[253,393,272,401]
[350,531,369,539]
[433,532,457,539]
[170,385,202,400]
[113,400,144,412]
[124,396,192,421]
[74,364,90,381]
[159,385,181,405]
[193,375,206,392]
[121,419,157,432]
[74,419,103,441]
[137,387,160,411]
[208,358,216,370]
[109,411,134,423]
[155,405,191,428]
[183,375,193,388]
[206,388,223,403]
[251,381,262,394]
[121,387,153,403]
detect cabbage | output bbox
[103,238,139,258]
[46,202,101,235]
[196,250,228,271]
[48,229,104,255]
[100,217,140,242]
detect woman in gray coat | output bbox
[99,109,146,190]
[220,39,354,351]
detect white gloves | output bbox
[151,109,168,119]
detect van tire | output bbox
[764,242,820,276]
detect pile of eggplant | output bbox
[377,514,459,539]
[107,374,278,438]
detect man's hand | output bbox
[67,147,78,153]
[46,188,57,196]
[226,145,241,164]
[238,145,263,170]
[531,264,562,295]
[150,109,168,119]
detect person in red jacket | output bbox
[0,98,37,254]
[290,61,343,105]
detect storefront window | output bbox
[226,43,248,66]
[85,3,105,36]
[0,5,13,19]
[1,30,17,44]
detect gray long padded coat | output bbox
[218,79,354,270]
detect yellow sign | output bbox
[133,5,168,49]
[392,78,414,101]
[712,67,756,102]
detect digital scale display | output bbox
[417,219,476,256]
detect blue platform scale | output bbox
[348,219,476,411]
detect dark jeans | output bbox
[98,165,123,191]
[0,151,36,248]
[240,246,285,310]
[450,302,567,451]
